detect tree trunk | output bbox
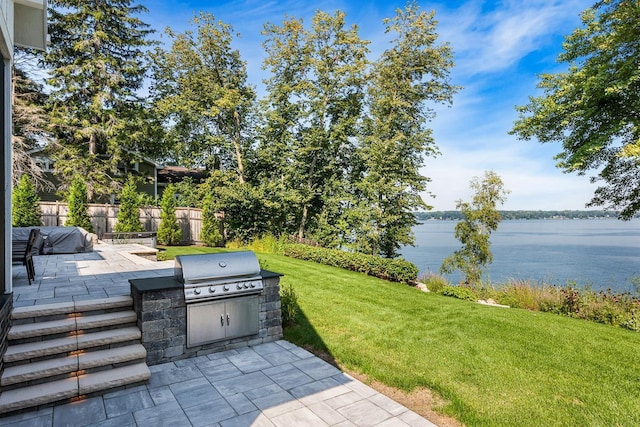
[297,204,308,241]
[89,132,97,155]
[233,111,245,184]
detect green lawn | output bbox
[159,246,640,426]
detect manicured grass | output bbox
[159,246,640,426]
[156,245,227,260]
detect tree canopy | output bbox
[46,0,155,201]
[11,55,52,192]
[259,9,370,243]
[511,0,640,220]
[18,1,459,258]
[358,4,458,257]
[149,12,256,179]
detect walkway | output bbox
[3,243,436,427]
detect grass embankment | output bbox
[157,246,640,426]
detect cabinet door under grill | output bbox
[225,295,259,338]
[187,300,226,347]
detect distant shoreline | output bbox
[415,210,639,221]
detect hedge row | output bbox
[283,243,418,283]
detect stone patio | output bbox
[2,243,437,427]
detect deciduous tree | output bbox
[441,171,509,284]
[260,10,369,243]
[357,2,459,257]
[149,13,256,181]
[511,0,640,220]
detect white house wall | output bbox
[14,0,46,50]
[0,0,14,59]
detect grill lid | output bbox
[175,251,261,285]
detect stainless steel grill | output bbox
[175,251,264,302]
[175,251,264,348]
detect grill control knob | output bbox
[223,284,230,291]
[237,283,242,290]
[194,288,201,295]
[249,282,256,288]
[243,283,249,289]
[209,287,216,293]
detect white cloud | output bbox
[422,142,597,211]
[435,0,585,75]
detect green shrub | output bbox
[12,174,41,227]
[247,234,287,255]
[280,283,299,326]
[283,243,418,283]
[622,309,640,332]
[157,183,182,245]
[115,177,143,232]
[439,285,478,302]
[65,176,93,232]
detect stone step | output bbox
[8,311,137,341]
[11,301,75,320]
[0,377,77,414]
[7,318,76,340]
[3,327,142,363]
[78,344,146,370]
[73,296,133,313]
[1,355,76,387]
[11,296,133,322]
[1,344,147,387]
[76,326,142,350]
[75,310,137,330]
[78,362,150,395]
[0,363,151,414]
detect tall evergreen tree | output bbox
[357,2,459,258]
[65,176,93,232]
[157,183,181,245]
[45,0,154,201]
[12,174,42,227]
[200,194,223,247]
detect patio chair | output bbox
[12,228,40,285]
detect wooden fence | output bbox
[39,202,203,244]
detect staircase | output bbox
[0,296,150,414]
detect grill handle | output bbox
[220,315,224,327]
[227,313,230,326]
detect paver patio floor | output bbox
[3,243,436,427]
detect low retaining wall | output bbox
[130,271,283,365]
[102,232,157,248]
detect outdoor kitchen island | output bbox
[129,251,283,365]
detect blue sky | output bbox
[143,0,595,211]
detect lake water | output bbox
[399,219,640,292]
